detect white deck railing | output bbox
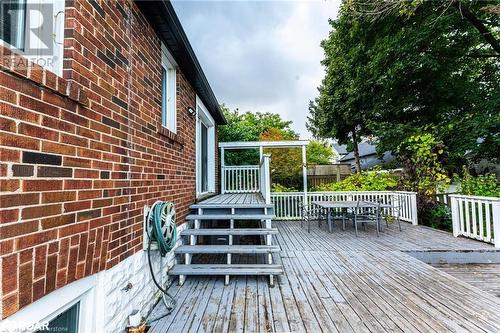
[222,165,260,193]
[450,195,499,248]
[271,191,418,225]
[260,155,271,204]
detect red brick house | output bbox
[0,0,224,331]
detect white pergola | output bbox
[219,140,310,200]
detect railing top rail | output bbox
[449,194,500,201]
[223,165,259,169]
[271,191,417,195]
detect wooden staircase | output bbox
[168,193,283,286]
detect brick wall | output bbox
[0,0,216,318]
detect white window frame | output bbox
[196,96,216,197]
[0,275,96,333]
[0,0,65,76]
[161,42,177,133]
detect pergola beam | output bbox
[219,140,309,149]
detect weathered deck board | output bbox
[149,221,500,332]
[432,263,500,298]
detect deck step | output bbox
[168,264,283,276]
[175,245,280,254]
[186,214,273,220]
[190,203,273,209]
[181,228,278,236]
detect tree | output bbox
[309,0,500,174]
[307,140,335,165]
[260,128,302,189]
[307,5,375,173]
[348,0,500,55]
[218,105,299,165]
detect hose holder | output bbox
[143,201,177,256]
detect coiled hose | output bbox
[146,201,178,323]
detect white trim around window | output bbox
[0,275,96,333]
[196,96,216,197]
[161,42,177,133]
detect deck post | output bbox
[302,145,307,206]
[493,201,500,248]
[221,147,225,194]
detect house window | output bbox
[161,43,177,132]
[196,96,215,196]
[0,0,26,50]
[0,0,65,75]
[36,302,80,333]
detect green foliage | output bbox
[271,183,298,193]
[307,5,373,170]
[312,167,398,192]
[309,0,500,173]
[218,105,299,165]
[454,167,500,197]
[307,140,335,165]
[420,202,452,232]
[398,133,450,196]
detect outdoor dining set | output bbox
[301,198,405,236]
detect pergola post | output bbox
[220,147,225,194]
[302,145,307,205]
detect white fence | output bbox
[222,165,260,193]
[450,195,499,248]
[271,191,418,225]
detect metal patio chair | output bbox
[300,204,326,233]
[351,201,381,237]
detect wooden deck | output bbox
[194,193,267,206]
[149,221,500,332]
[432,264,500,298]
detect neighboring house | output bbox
[332,141,395,171]
[0,0,224,331]
[330,141,348,163]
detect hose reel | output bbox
[146,201,177,256]
[144,201,178,323]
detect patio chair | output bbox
[352,201,381,237]
[300,204,326,233]
[386,194,404,231]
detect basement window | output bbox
[36,302,80,333]
[161,43,177,133]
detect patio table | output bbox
[312,200,392,233]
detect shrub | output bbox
[312,167,398,192]
[271,183,298,192]
[454,167,499,197]
[420,202,452,231]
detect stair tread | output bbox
[169,264,283,275]
[186,214,273,220]
[175,245,280,254]
[181,228,278,235]
[190,203,273,209]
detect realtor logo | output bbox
[0,1,64,72]
[0,1,56,55]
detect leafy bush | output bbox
[271,183,298,192]
[312,167,398,192]
[454,167,499,197]
[420,202,452,231]
[398,133,450,196]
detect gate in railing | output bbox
[271,191,418,225]
[450,195,500,248]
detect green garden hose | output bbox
[146,201,178,323]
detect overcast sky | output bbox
[172,0,341,139]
